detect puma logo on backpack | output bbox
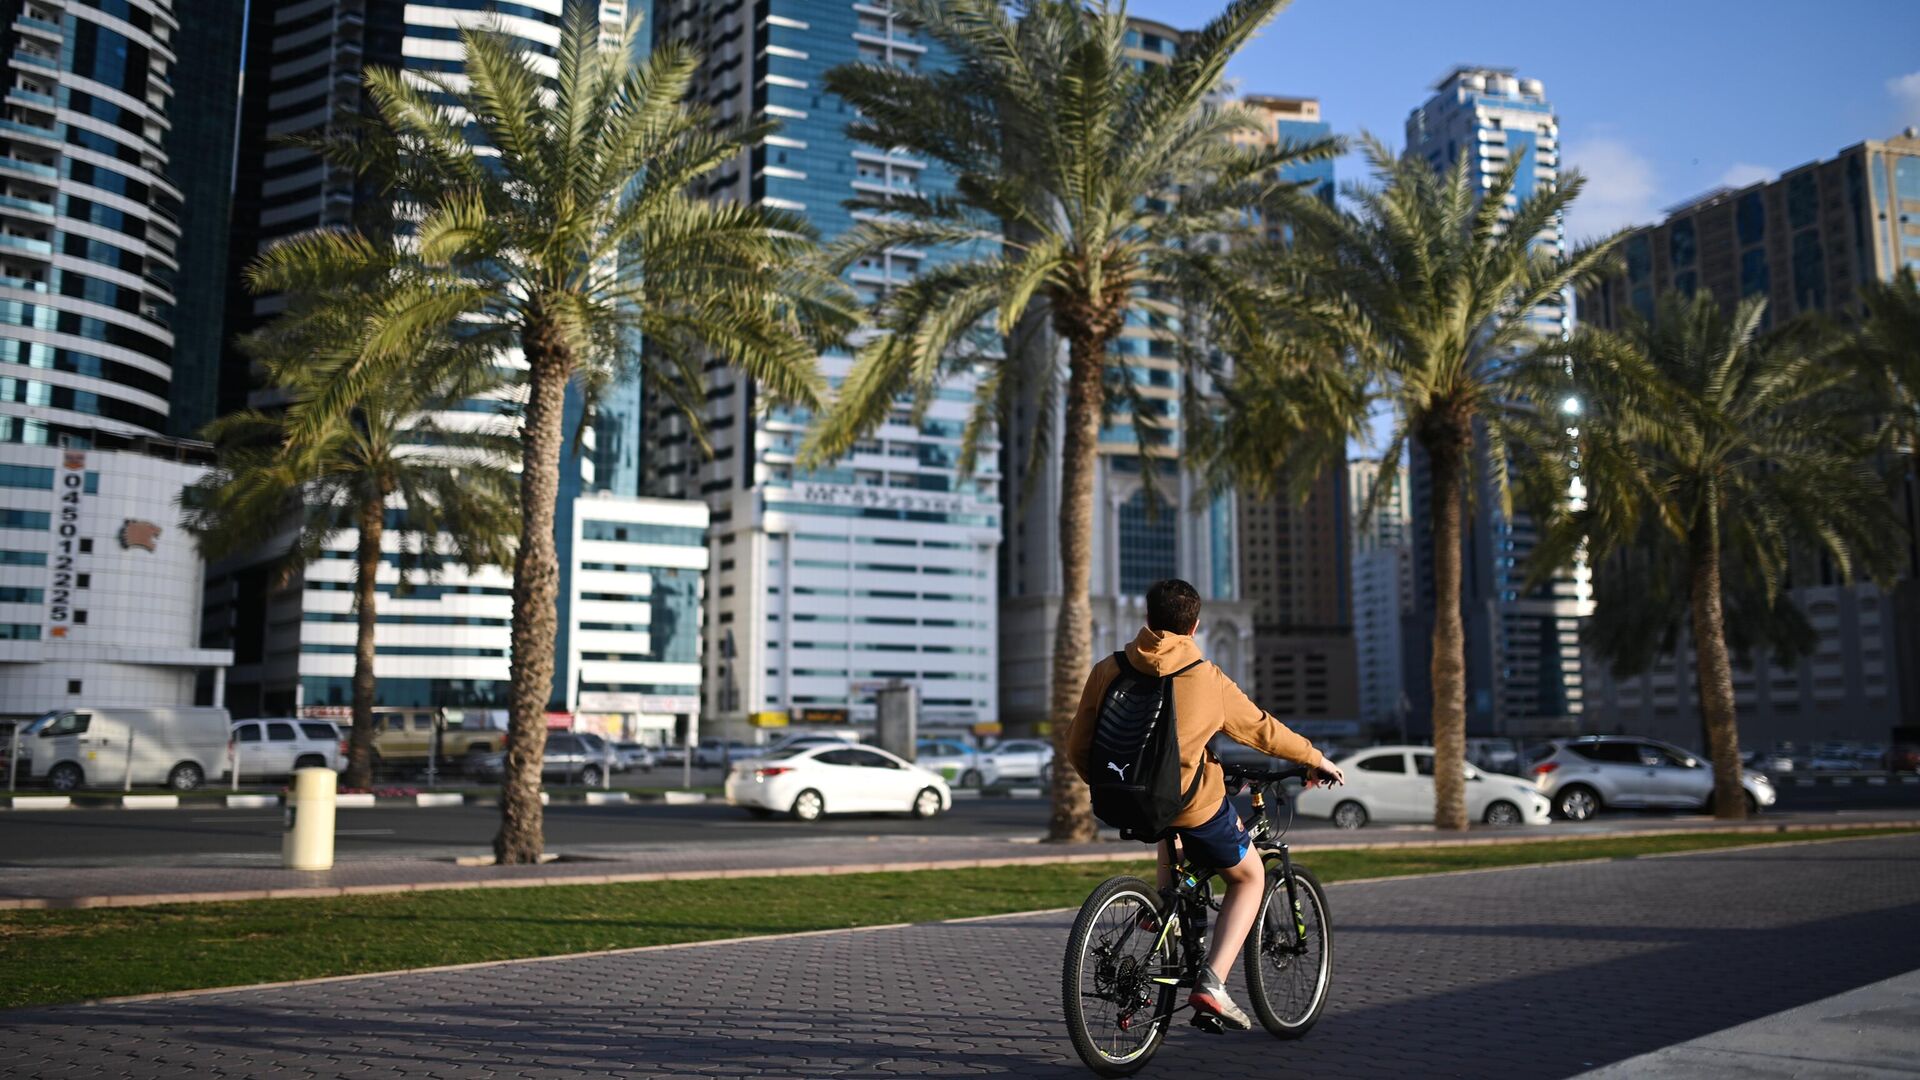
[1085,652,1205,840]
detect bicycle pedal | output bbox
[1190,1012,1226,1034]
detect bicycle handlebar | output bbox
[1220,761,1313,786]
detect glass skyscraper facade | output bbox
[646,0,1000,736]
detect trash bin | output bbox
[283,766,336,870]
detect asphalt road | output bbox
[1,779,1914,868]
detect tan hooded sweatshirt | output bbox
[1065,626,1325,829]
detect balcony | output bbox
[11,50,58,72]
[0,192,53,220]
[13,16,61,41]
[0,232,53,257]
[0,156,56,181]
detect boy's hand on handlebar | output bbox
[1311,761,1346,788]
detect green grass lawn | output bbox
[2,826,1910,1010]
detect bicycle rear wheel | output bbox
[1244,862,1332,1038]
[1062,876,1180,1076]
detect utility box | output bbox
[875,682,918,761]
[283,767,337,870]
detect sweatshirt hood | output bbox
[1125,626,1204,676]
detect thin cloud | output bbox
[1891,71,1920,127]
[1719,162,1772,189]
[1562,134,1659,240]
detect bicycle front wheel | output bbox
[1245,862,1332,1038]
[1062,876,1179,1076]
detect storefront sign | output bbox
[749,710,790,728]
[46,451,87,641]
[798,707,849,724]
[792,483,969,516]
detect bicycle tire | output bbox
[1062,876,1179,1076]
[1244,861,1332,1038]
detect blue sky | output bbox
[1122,0,1920,242]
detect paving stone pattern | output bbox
[5,834,1919,1079]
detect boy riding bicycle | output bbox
[1065,578,1345,1031]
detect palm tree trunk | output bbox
[1424,424,1470,831]
[1046,327,1107,843]
[1688,521,1745,820]
[344,495,382,789]
[495,313,573,864]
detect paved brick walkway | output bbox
[5,833,1919,1078]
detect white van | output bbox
[18,707,231,791]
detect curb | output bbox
[121,795,178,810]
[4,819,1912,912]
[4,788,723,810]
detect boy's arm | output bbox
[1063,660,1110,783]
[1217,666,1325,769]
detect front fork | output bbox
[1250,787,1308,952]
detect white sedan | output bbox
[725,743,951,822]
[1295,745,1552,829]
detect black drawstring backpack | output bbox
[1085,652,1205,840]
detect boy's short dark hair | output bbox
[1145,579,1202,633]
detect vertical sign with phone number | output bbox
[47,450,86,641]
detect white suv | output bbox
[1530,736,1776,820]
[230,719,347,781]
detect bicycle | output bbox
[1062,762,1333,1075]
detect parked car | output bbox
[694,738,759,768]
[612,741,656,772]
[657,743,688,767]
[18,707,230,791]
[1530,736,1777,820]
[469,732,620,785]
[368,709,503,772]
[981,738,1054,782]
[1464,737,1522,775]
[230,718,346,780]
[1742,748,1795,775]
[1294,745,1550,829]
[724,743,950,821]
[915,738,998,788]
[765,731,858,756]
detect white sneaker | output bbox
[1189,971,1252,1031]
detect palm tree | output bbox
[796,0,1337,843]
[1528,291,1905,818]
[184,302,517,789]
[1235,138,1622,830]
[247,14,856,862]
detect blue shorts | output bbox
[1172,798,1250,871]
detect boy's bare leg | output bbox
[1203,844,1265,981]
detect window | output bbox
[1356,753,1406,774]
[1413,754,1435,777]
[412,715,433,731]
[66,679,81,694]
[844,748,900,769]
[1568,741,1641,764]
[39,712,89,737]
[300,723,338,741]
[385,716,406,731]
[266,722,297,742]
[235,724,261,743]
[1118,489,1177,594]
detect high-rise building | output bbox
[0,0,234,714]
[646,0,1000,738]
[998,20,1265,734]
[1349,457,1413,732]
[1225,94,1358,730]
[162,0,244,437]
[209,1,706,744]
[1403,67,1585,738]
[1577,128,1920,743]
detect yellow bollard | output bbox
[283,767,337,870]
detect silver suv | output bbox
[1529,736,1776,820]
